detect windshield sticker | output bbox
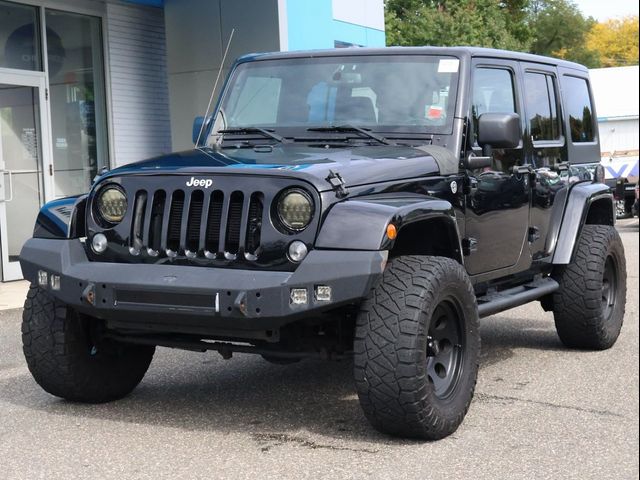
[438,59,459,73]
[425,105,443,119]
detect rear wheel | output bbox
[552,225,626,350]
[354,255,480,440]
[22,286,155,403]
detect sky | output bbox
[573,0,639,21]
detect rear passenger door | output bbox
[520,63,566,260]
[464,59,530,276]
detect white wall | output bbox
[331,0,385,30]
[598,119,639,156]
[106,2,172,166]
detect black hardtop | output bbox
[237,46,588,73]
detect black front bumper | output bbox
[20,238,386,340]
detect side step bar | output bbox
[477,277,559,318]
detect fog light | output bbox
[50,275,61,291]
[92,233,108,253]
[37,270,48,287]
[315,285,332,302]
[288,241,308,262]
[290,288,308,306]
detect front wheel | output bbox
[22,286,155,403]
[354,256,480,440]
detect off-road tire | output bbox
[22,285,155,403]
[552,224,626,350]
[354,255,480,440]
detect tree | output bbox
[586,16,639,67]
[528,0,600,67]
[385,0,529,50]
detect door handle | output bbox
[0,170,13,203]
[512,164,534,175]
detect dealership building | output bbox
[0,0,385,281]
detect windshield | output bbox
[209,54,460,143]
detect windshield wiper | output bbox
[218,127,290,143]
[307,125,395,146]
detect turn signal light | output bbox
[386,223,397,240]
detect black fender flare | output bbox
[549,181,613,264]
[315,195,463,262]
[33,195,87,239]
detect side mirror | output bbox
[192,116,205,145]
[477,112,521,149]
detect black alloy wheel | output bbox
[426,300,465,400]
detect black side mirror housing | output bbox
[477,112,521,149]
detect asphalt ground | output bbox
[0,219,638,480]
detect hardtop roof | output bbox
[237,46,588,72]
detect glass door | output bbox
[0,72,52,281]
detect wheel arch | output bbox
[33,195,87,239]
[551,181,614,264]
[315,195,463,262]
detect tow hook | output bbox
[82,284,96,305]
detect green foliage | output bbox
[385,0,528,50]
[384,0,639,68]
[586,16,639,67]
[528,0,600,67]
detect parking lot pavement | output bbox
[0,219,637,480]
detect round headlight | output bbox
[276,189,314,232]
[96,185,127,224]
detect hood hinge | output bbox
[325,170,349,198]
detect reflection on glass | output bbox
[0,0,41,71]
[46,9,108,197]
[0,84,43,262]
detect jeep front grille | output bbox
[129,188,263,260]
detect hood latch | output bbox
[325,170,349,198]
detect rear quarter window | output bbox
[562,75,595,143]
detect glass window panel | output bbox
[524,72,561,142]
[218,56,460,135]
[45,9,108,197]
[0,0,41,71]
[562,75,595,143]
[0,84,44,262]
[471,68,516,144]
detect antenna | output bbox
[195,28,235,147]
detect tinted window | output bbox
[471,68,516,144]
[0,0,41,70]
[524,72,561,142]
[472,68,516,116]
[563,76,595,143]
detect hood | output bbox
[102,144,442,193]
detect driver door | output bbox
[464,59,530,276]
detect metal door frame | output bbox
[0,69,53,281]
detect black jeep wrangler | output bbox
[20,47,626,440]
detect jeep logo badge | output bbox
[186,177,213,188]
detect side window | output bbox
[562,76,595,143]
[471,68,516,144]
[524,72,561,142]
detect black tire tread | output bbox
[354,255,480,440]
[22,286,154,403]
[552,224,626,350]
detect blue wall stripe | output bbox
[123,0,164,7]
[286,0,385,50]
